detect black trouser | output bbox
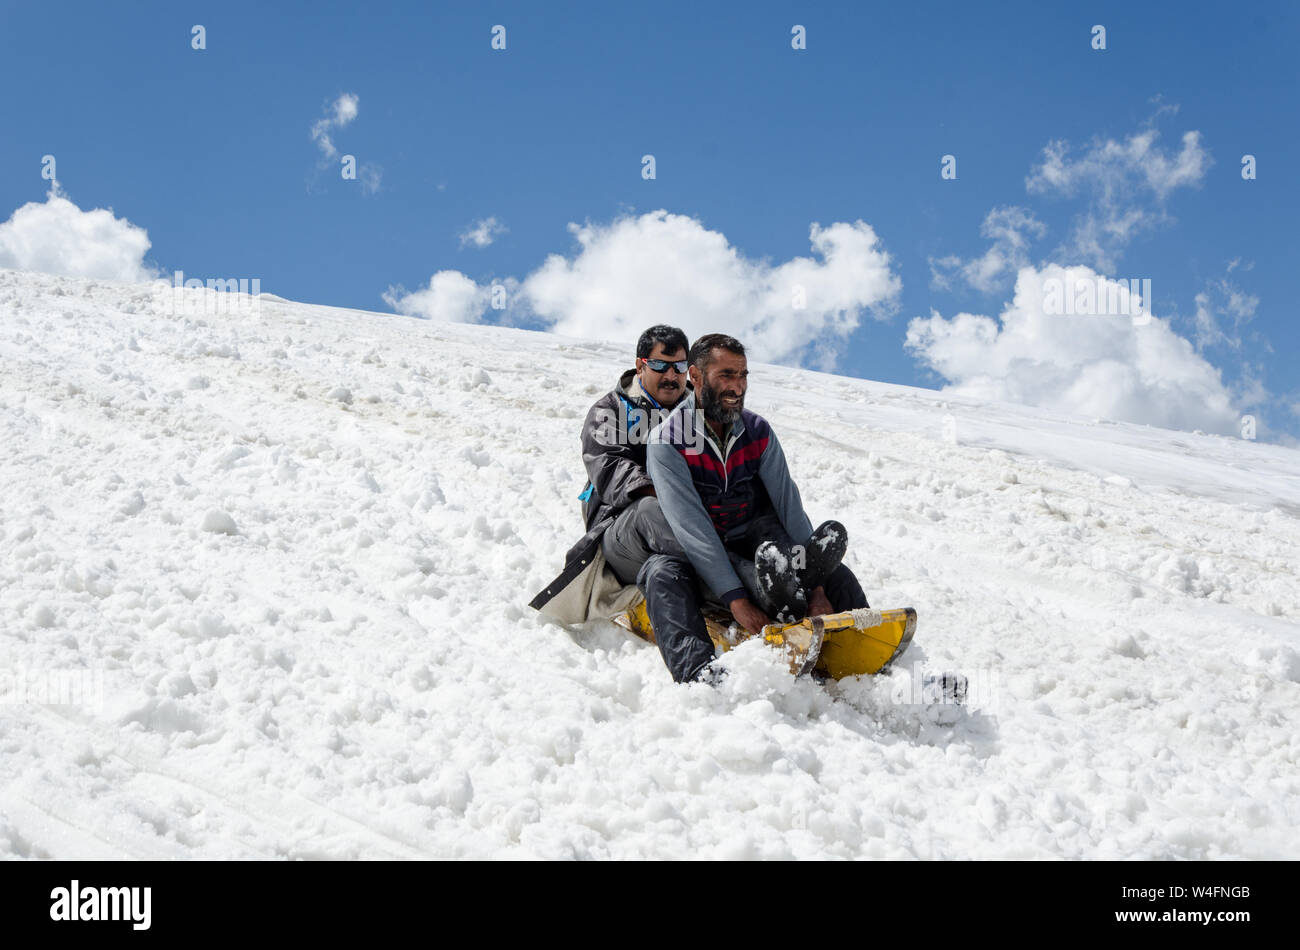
[604,498,715,683]
[605,499,868,683]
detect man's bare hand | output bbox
[729,597,771,636]
[808,586,833,618]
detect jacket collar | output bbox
[692,403,742,457]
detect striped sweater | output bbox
[647,400,813,604]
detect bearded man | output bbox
[643,333,870,683]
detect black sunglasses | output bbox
[642,358,688,374]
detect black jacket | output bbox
[530,369,688,611]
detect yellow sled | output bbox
[614,601,916,679]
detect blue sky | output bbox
[2,0,1297,441]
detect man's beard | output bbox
[699,377,743,427]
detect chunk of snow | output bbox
[201,509,238,535]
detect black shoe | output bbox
[922,671,968,706]
[755,541,808,624]
[800,521,848,590]
[694,663,728,687]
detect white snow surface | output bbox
[2,267,1298,860]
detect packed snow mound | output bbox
[1,266,1298,859]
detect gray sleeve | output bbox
[647,439,746,602]
[758,429,814,544]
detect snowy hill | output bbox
[2,266,1298,859]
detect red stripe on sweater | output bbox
[683,450,725,476]
[725,436,768,473]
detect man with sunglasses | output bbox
[530,325,696,625]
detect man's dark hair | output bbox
[689,333,745,371]
[635,325,689,360]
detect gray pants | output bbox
[602,497,687,587]
[602,497,757,606]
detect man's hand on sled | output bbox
[730,597,771,635]
[808,586,833,618]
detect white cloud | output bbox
[382,270,496,323]
[1193,273,1258,351]
[311,93,359,160]
[1234,365,1268,409]
[0,184,156,283]
[360,164,383,195]
[459,217,507,249]
[930,206,1045,293]
[521,211,901,365]
[918,113,1276,440]
[308,93,382,195]
[905,263,1241,435]
[385,212,901,367]
[1026,126,1211,271]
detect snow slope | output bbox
[2,266,1298,859]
